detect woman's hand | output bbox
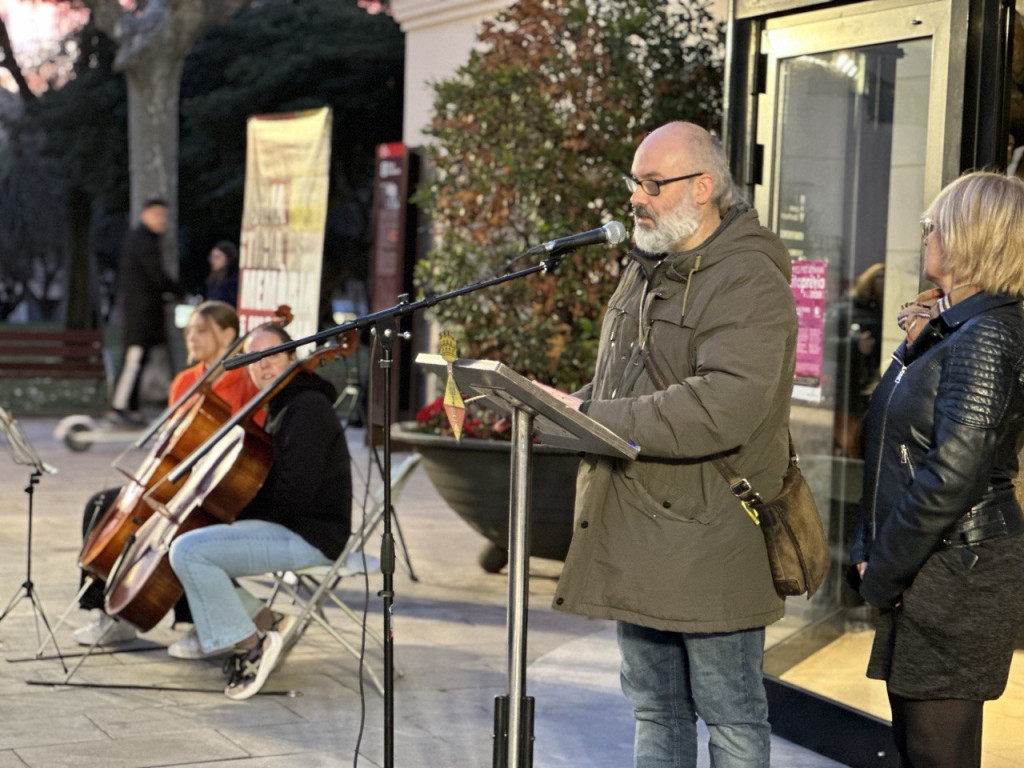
[856,561,868,578]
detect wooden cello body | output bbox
[78,305,293,583]
[104,418,272,630]
[78,391,234,581]
[104,332,357,632]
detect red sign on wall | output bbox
[370,142,410,313]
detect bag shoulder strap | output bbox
[711,436,797,511]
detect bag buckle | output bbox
[730,478,762,525]
[741,499,760,525]
[730,478,753,497]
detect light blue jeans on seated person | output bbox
[169,520,331,653]
[617,621,771,768]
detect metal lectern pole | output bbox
[501,406,535,768]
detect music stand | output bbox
[0,407,64,670]
[415,354,637,768]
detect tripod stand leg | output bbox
[0,582,28,623]
[25,588,67,672]
[64,614,124,683]
[35,579,93,657]
[389,502,418,582]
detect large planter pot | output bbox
[392,421,579,572]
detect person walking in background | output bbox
[204,241,240,307]
[107,198,181,426]
[536,121,798,767]
[851,171,1024,767]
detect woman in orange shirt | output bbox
[167,301,262,414]
[74,301,266,646]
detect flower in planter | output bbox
[412,395,512,440]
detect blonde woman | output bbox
[852,171,1024,767]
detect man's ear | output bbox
[692,174,715,206]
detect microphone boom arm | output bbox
[225,251,572,370]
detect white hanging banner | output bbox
[237,107,332,355]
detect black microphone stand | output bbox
[224,249,573,768]
[373,310,403,767]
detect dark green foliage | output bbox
[0,0,402,320]
[178,0,404,292]
[11,23,128,211]
[0,22,126,321]
[415,0,723,391]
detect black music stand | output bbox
[0,407,64,670]
[415,354,638,768]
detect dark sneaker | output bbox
[223,631,283,700]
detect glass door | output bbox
[753,0,965,713]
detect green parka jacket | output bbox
[552,205,797,632]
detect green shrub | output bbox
[414,0,724,391]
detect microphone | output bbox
[526,221,627,256]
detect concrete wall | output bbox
[391,0,730,148]
[390,0,514,147]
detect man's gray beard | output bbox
[632,200,700,254]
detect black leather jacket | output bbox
[855,292,1024,609]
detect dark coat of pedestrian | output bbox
[108,199,179,423]
[118,204,178,347]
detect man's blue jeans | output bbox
[169,520,331,652]
[617,621,771,768]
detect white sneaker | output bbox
[167,627,225,660]
[73,612,137,646]
[224,631,284,700]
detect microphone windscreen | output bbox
[604,221,627,245]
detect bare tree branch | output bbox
[0,15,36,101]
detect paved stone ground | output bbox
[0,416,847,767]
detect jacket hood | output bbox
[631,203,792,285]
[268,370,338,417]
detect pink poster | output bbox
[791,260,826,402]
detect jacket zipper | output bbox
[612,267,659,399]
[869,351,907,540]
[899,443,916,479]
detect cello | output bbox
[78,307,293,582]
[103,330,358,631]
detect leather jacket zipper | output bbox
[869,351,907,539]
[899,443,916,479]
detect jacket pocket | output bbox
[619,459,712,524]
[899,443,916,480]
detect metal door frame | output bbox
[753,0,968,226]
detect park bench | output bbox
[0,328,109,382]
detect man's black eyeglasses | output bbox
[623,171,705,196]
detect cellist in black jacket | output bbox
[169,324,352,700]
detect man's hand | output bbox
[531,380,582,410]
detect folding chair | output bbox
[268,453,422,694]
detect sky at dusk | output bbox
[0,0,388,94]
[0,0,88,93]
